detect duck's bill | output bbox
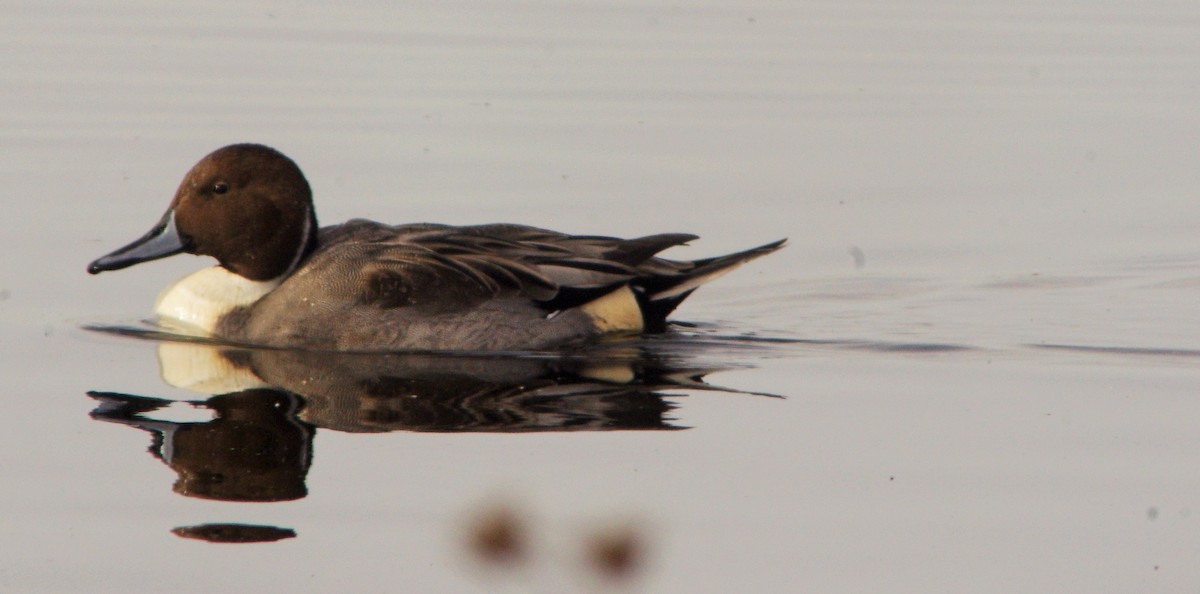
[88,209,187,274]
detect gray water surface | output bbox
[3,1,1199,592]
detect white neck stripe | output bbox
[281,208,313,278]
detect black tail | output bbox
[637,238,786,332]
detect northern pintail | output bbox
[88,144,784,351]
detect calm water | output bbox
[3,1,1199,592]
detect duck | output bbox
[87,144,785,352]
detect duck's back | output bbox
[227,220,783,351]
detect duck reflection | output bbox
[87,337,766,509]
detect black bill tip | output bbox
[87,209,187,274]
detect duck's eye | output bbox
[212,182,229,195]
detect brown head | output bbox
[88,144,318,281]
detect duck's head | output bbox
[88,144,318,281]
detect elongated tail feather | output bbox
[638,238,786,331]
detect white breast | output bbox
[154,266,280,334]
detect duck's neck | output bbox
[155,266,282,335]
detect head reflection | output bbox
[89,388,310,502]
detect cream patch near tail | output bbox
[579,285,645,334]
